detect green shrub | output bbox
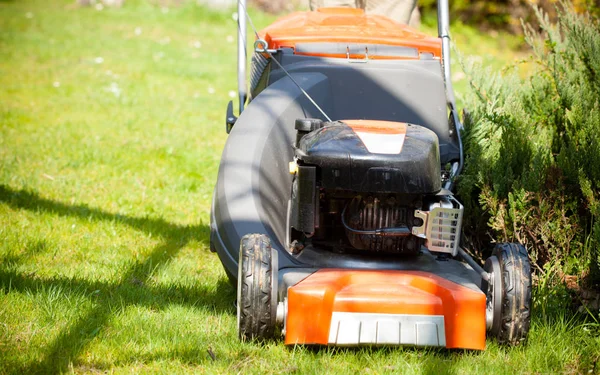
[420,0,600,33]
[459,1,600,285]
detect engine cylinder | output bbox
[344,196,422,254]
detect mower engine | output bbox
[290,118,463,256]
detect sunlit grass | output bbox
[0,0,598,374]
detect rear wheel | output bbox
[237,233,278,340]
[482,243,532,345]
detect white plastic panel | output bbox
[328,312,446,346]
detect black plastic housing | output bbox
[295,118,323,148]
[296,122,441,194]
[290,165,317,233]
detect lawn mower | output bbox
[210,0,532,350]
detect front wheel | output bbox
[482,243,532,345]
[237,233,278,340]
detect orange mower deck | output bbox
[285,270,486,350]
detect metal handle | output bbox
[437,0,456,109]
[237,0,247,114]
[346,46,369,63]
[254,39,277,54]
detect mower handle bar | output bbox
[437,0,456,108]
[237,0,247,113]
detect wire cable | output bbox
[237,1,333,122]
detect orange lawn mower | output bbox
[210,0,531,350]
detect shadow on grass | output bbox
[0,184,235,374]
[0,185,207,246]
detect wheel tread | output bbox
[492,242,532,345]
[237,233,275,340]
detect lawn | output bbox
[0,0,598,374]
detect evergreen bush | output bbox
[459,1,600,287]
[420,0,600,33]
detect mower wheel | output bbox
[484,243,532,345]
[237,233,278,340]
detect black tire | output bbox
[237,233,277,340]
[486,243,532,345]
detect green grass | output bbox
[0,0,598,374]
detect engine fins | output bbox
[345,196,422,254]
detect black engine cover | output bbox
[296,121,441,194]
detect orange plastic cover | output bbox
[259,8,442,59]
[344,119,407,135]
[285,269,486,350]
[344,120,408,154]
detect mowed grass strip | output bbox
[1,1,598,374]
